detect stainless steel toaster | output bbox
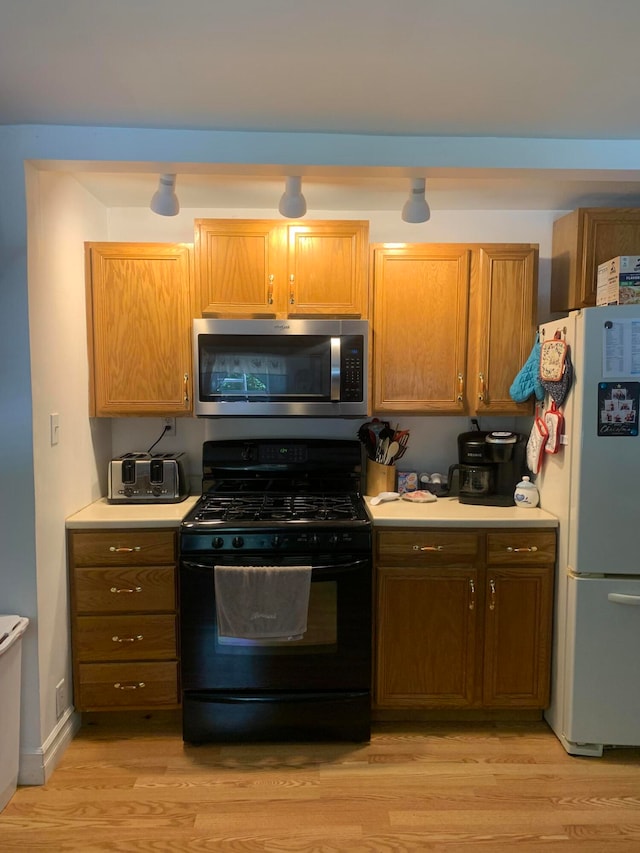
[108,452,190,503]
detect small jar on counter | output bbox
[514,476,539,508]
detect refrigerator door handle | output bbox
[608,593,640,606]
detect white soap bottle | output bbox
[514,476,539,508]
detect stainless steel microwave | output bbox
[193,318,369,417]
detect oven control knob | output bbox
[328,533,340,545]
[232,536,244,549]
[271,534,283,548]
[212,537,224,549]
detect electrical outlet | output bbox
[162,417,176,437]
[55,679,65,719]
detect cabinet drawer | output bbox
[75,614,177,661]
[377,530,480,564]
[77,661,178,709]
[74,566,176,613]
[487,530,556,566]
[70,530,176,566]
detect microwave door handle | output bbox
[330,337,341,401]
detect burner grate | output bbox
[192,492,361,523]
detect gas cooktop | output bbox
[184,491,368,526]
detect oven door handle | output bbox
[181,558,369,574]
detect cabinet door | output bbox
[551,208,640,312]
[286,221,369,317]
[375,567,478,708]
[471,246,538,415]
[372,245,470,413]
[86,243,193,416]
[482,567,553,708]
[194,219,285,316]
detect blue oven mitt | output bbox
[509,334,545,403]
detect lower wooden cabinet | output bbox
[68,528,180,711]
[374,527,555,711]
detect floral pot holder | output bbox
[540,332,573,407]
[527,406,549,474]
[543,400,564,453]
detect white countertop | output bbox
[65,494,557,530]
[65,495,200,529]
[365,495,558,528]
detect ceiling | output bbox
[5,0,640,211]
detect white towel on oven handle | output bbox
[214,565,312,640]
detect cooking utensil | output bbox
[376,437,389,463]
[369,491,400,506]
[384,440,400,465]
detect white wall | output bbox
[25,170,111,779]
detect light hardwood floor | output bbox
[1,715,640,852]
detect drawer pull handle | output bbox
[506,546,538,553]
[114,682,146,690]
[110,586,142,594]
[469,579,475,610]
[413,545,444,552]
[109,546,142,553]
[489,578,496,610]
[112,634,143,643]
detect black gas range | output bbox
[179,438,372,744]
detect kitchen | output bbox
[5,10,640,843]
[5,157,563,783]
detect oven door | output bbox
[180,554,371,693]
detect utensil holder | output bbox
[366,459,396,496]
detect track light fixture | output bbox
[150,174,180,216]
[278,176,307,219]
[401,177,430,223]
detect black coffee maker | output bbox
[448,426,528,506]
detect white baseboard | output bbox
[18,707,81,786]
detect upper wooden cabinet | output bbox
[550,208,640,312]
[85,243,194,417]
[371,243,538,415]
[194,219,369,318]
[468,245,538,416]
[371,244,471,414]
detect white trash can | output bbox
[0,615,29,812]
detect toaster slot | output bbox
[150,459,164,484]
[121,459,136,484]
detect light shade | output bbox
[401,177,431,223]
[150,174,179,216]
[278,176,307,218]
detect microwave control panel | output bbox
[341,336,364,401]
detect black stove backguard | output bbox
[179,438,372,744]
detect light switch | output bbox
[50,413,60,446]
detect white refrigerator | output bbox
[537,305,640,756]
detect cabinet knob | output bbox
[506,546,538,553]
[289,274,295,304]
[413,544,444,552]
[109,586,142,594]
[457,373,464,402]
[109,546,141,553]
[114,682,146,690]
[183,373,190,405]
[469,578,476,610]
[112,634,143,643]
[267,274,274,305]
